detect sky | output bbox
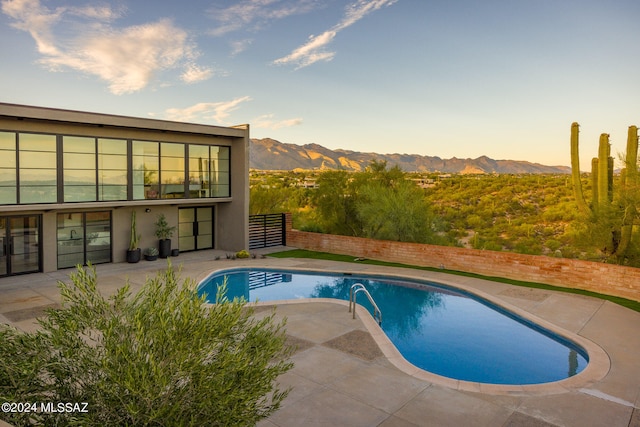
[1,0,639,168]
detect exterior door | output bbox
[178,207,214,252]
[57,212,112,269]
[0,215,41,276]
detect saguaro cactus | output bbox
[618,125,639,257]
[570,123,639,261]
[570,122,589,214]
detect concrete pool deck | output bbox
[0,247,638,427]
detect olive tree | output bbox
[0,263,293,427]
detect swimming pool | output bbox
[198,268,589,385]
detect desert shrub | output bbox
[0,263,293,427]
[545,239,562,252]
[236,249,250,258]
[514,238,543,255]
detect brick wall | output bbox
[284,213,640,302]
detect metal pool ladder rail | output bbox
[349,283,382,325]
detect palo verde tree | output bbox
[312,169,363,236]
[312,161,441,243]
[0,263,293,427]
[570,122,640,263]
[354,161,436,243]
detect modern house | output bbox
[0,103,249,277]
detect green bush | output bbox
[544,239,562,252]
[0,263,293,426]
[0,326,52,426]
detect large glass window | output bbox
[0,131,232,205]
[0,132,17,204]
[98,139,127,201]
[63,137,128,202]
[63,136,96,202]
[19,133,57,203]
[188,144,210,198]
[211,146,230,197]
[132,141,159,200]
[57,211,111,268]
[161,143,185,198]
[188,145,230,198]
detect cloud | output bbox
[1,0,212,94]
[164,97,253,124]
[273,31,337,68]
[2,0,63,56]
[273,0,398,69]
[67,4,123,21]
[164,103,302,129]
[230,39,253,56]
[208,0,320,36]
[181,64,215,84]
[253,114,303,129]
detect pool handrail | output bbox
[349,283,382,325]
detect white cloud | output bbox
[253,114,303,129]
[1,0,212,94]
[68,4,123,21]
[181,64,215,84]
[2,0,63,56]
[230,39,253,56]
[273,0,398,69]
[273,31,337,68]
[208,0,320,36]
[164,97,253,124]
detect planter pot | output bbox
[171,249,179,257]
[145,254,158,261]
[126,248,141,263]
[159,239,172,258]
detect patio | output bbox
[0,247,638,427]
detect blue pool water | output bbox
[198,269,588,385]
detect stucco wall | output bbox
[284,214,640,302]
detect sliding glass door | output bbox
[0,215,41,277]
[57,212,112,269]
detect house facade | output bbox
[0,103,249,276]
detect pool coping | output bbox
[199,265,611,396]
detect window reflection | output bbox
[98,139,127,201]
[57,211,111,268]
[0,132,17,204]
[1,132,232,205]
[63,136,96,202]
[188,145,210,198]
[188,145,230,198]
[19,133,56,151]
[161,143,184,199]
[210,147,230,197]
[19,133,56,203]
[132,141,159,200]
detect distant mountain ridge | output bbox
[250,138,570,174]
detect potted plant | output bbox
[154,214,176,258]
[144,247,159,261]
[126,211,141,263]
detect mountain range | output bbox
[250,138,571,174]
